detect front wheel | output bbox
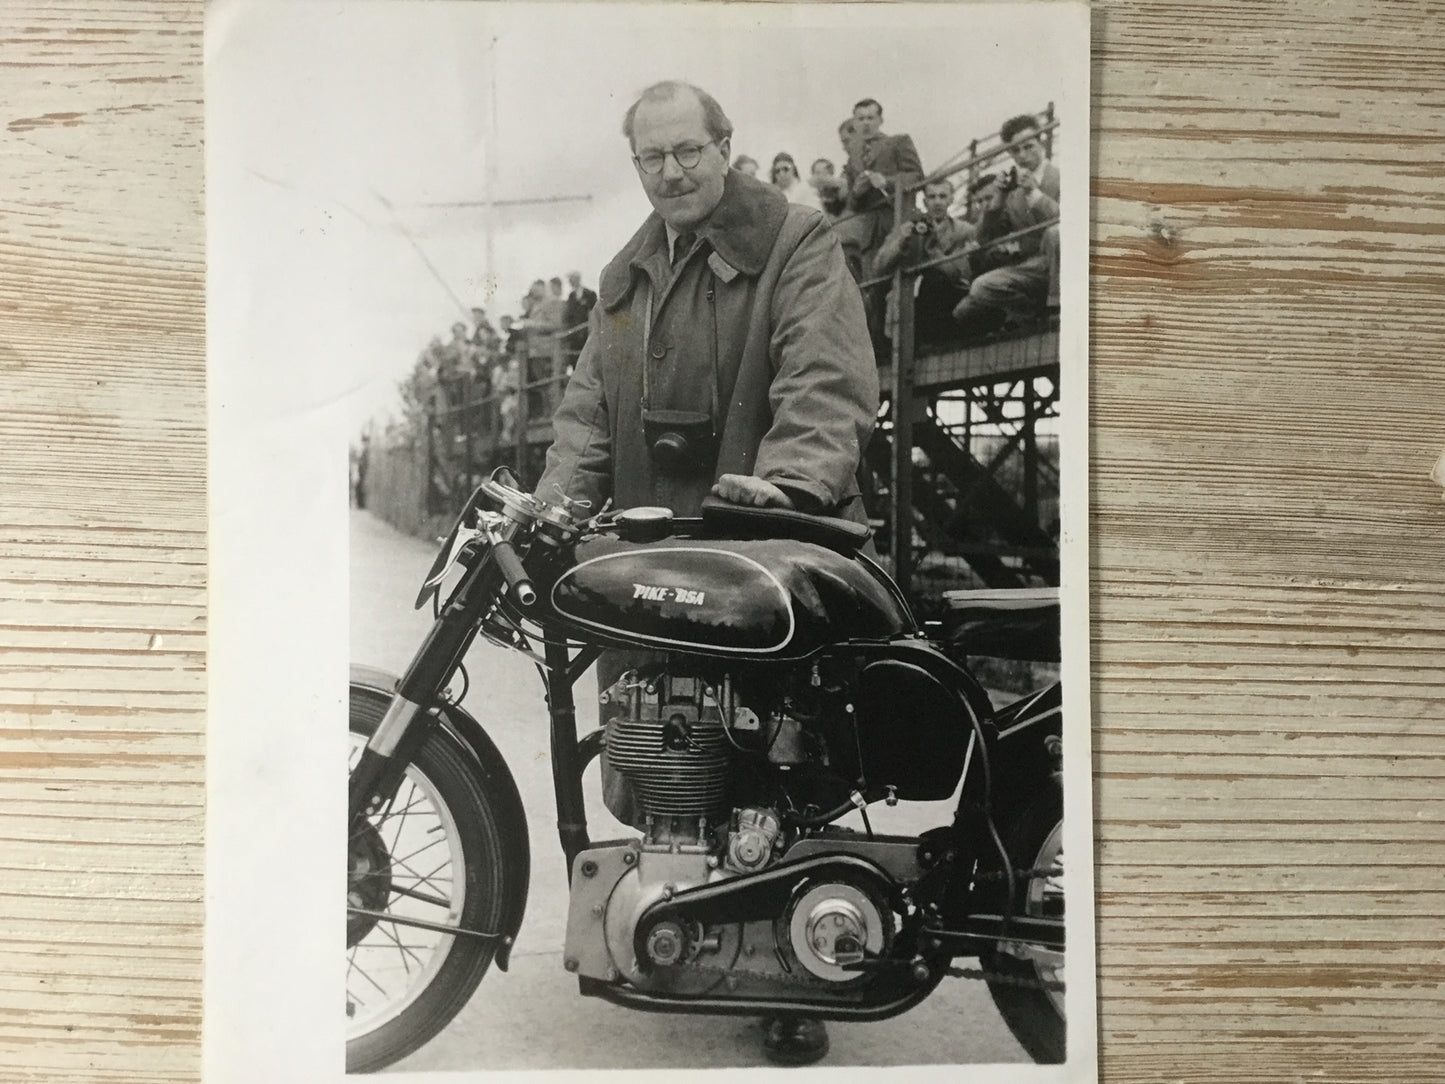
[982,787,1065,1063]
[347,687,508,1073]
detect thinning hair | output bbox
[1000,113,1042,144]
[622,81,734,148]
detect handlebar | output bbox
[490,538,536,607]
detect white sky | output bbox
[209,1,1082,433]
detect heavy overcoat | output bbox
[536,171,878,519]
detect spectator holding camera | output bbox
[1000,113,1060,203]
[950,165,1059,336]
[874,177,977,349]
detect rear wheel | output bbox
[982,788,1065,1063]
[347,686,507,1073]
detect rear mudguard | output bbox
[350,664,531,970]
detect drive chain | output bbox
[947,964,1064,992]
[974,864,1061,883]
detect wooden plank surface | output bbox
[1,1,1442,1081]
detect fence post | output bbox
[966,137,979,219]
[889,181,916,597]
[424,404,438,516]
[1043,101,1056,160]
[1023,378,1039,525]
[514,333,531,481]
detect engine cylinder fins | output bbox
[787,882,889,983]
[605,715,732,819]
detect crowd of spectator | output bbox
[392,101,1060,446]
[738,100,1062,351]
[397,270,598,445]
[364,101,1061,515]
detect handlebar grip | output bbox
[491,540,536,607]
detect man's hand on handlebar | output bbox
[711,474,795,509]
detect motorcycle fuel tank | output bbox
[547,535,911,659]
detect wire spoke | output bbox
[388,853,455,900]
[371,791,432,827]
[378,921,426,974]
[347,954,389,997]
[388,832,449,870]
[387,881,452,909]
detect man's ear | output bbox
[719,137,731,165]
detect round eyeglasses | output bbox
[633,140,716,175]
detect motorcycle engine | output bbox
[600,664,841,830]
[564,664,909,999]
[600,670,732,821]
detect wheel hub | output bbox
[347,819,392,946]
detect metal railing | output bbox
[867,105,1060,594]
[422,323,585,515]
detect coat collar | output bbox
[599,171,790,311]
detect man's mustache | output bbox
[658,183,694,197]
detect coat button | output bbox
[651,343,668,359]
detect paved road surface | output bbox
[350,509,1030,1071]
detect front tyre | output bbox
[348,687,507,1073]
[982,787,1065,1063]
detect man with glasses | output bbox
[538,78,876,525]
[536,79,877,1068]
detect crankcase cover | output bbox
[548,536,909,659]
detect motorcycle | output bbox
[347,470,1065,1072]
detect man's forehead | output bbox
[632,93,708,145]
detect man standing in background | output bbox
[562,269,597,349]
[834,98,924,281]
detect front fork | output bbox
[349,552,502,823]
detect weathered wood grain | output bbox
[1,0,1442,1081]
[0,3,206,1082]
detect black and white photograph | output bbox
[206,3,1093,1081]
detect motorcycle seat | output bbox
[941,587,1060,662]
[699,496,871,555]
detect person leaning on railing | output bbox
[950,169,1059,337]
[873,175,976,350]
